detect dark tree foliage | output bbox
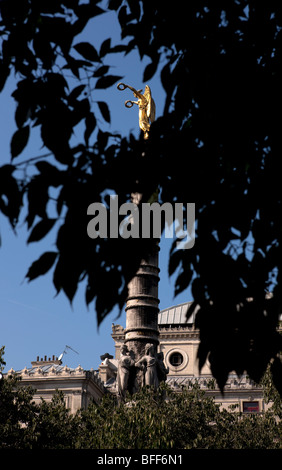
[0,0,282,392]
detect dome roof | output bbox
[158,301,198,326]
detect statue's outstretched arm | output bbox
[117,82,145,102]
[125,100,138,108]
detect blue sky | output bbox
[0,8,192,373]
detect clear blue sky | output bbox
[0,8,192,373]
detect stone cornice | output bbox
[6,366,104,390]
[159,327,199,340]
[167,374,263,392]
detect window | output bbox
[243,401,259,413]
[169,352,183,367]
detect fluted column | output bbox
[124,240,160,360]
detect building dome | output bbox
[158,301,198,326]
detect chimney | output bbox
[31,355,63,367]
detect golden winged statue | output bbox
[117,82,156,139]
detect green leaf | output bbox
[52,255,79,303]
[35,161,62,187]
[174,268,192,297]
[85,282,96,306]
[100,38,111,57]
[168,246,182,276]
[0,60,10,92]
[0,164,22,228]
[108,0,123,10]
[97,101,110,123]
[26,252,58,282]
[93,65,110,77]
[27,218,57,243]
[95,75,123,89]
[127,0,141,20]
[84,112,97,144]
[68,84,86,103]
[11,126,30,158]
[143,60,159,82]
[108,44,128,54]
[73,42,100,62]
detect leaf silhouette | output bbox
[73,42,100,62]
[27,218,57,243]
[26,252,58,282]
[11,126,30,158]
[97,101,110,123]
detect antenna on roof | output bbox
[58,345,79,362]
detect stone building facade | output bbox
[7,355,104,414]
[100,301,272,413]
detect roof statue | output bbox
[117,82,156,139]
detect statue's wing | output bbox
[144,86,156,122]
[150,97,156,123]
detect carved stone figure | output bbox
[117,82,156,139]
[117,344,135,399]
[127,348,139,395]
[135,343,159,389]
[156,352,169,383]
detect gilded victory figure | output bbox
[117,82,156,139]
